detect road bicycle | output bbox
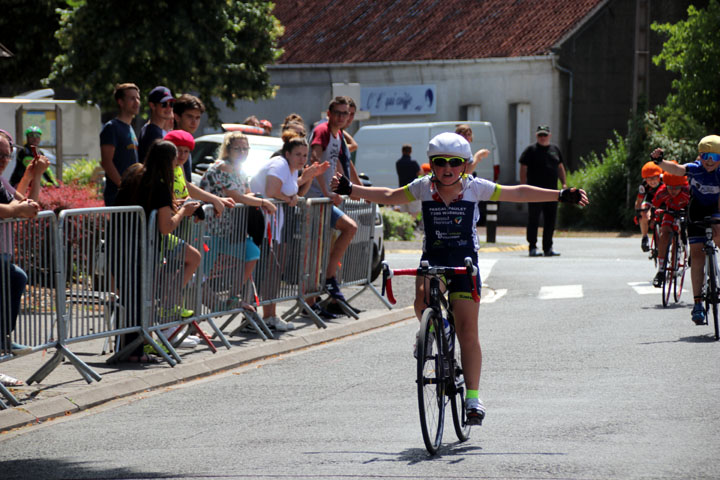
[691,217,720,340]
[658,209,689,307]
[382,257,480,454]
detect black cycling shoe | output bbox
[641,236,650,252]
[652,271,665,288]
[325,301,363,316]
[311,303,338,320]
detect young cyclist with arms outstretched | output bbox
[331,132,588,425]
[651,135,720,325]
[650,166,689,288]
[635,162,663,253]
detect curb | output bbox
[0,306,415,434]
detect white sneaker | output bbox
[465,398,486,426]
[265,316,296,331]
[177,337,199,349]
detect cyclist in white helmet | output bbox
[332,132,588,425]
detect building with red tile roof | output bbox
[217,0,703,224]
[274,0,608,64]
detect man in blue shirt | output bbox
[137,86,174,163]
[100,83,140,206]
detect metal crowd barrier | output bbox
[0,211,65,407]
[282,198,333,327]
[39,207,152,375]
[199,203,271,341]
[335,198,390,310]
[0,198,382,403]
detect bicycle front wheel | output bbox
[709,256,720,340]
[417,308,445,454]
[449,327,471,442]
[674,234,687,302]
[662,243,672,308]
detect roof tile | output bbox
[273,0,606,64]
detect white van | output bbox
[353,121,500,188]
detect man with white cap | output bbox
[332,132,588,426]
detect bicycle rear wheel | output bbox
[674,234,687,303]
[449,326,471,442]
[417,308,445,454]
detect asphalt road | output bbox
[2,235,720,479]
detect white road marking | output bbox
[478,259,498,282]
[481,288,507,304]
[628,282,659,295]
[538,285,583,300]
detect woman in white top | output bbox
[248,136,328,331]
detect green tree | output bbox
[0,0,63,95]
[652,0,720,138]
[45,0,283,123]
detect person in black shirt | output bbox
[137,86,175,164]
[395,144,422,216]
[519,125,567,257]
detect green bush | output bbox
[62,158,103,187]
[381,207,417,240]
[560,133,629,230]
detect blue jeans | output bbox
[0,256,27,348]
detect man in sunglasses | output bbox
[100,83,140,206]
[519,125,567,257]
[306,96,358,317]
[332,131,588,426]
[651,135,720,325]
[138,86,175,164]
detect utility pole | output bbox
[632,0,650,114]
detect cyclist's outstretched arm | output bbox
[331,172,409,205]
[651,148,687,176]
[498,185,589,206]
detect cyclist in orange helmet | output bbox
[650,164,690,287]
[635,161,663,252]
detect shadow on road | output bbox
[2,458,166,480]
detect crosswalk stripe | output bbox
[538,285,583,300]
[481,288,507,304]
[628,282,659,295]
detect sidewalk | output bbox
[0,299,415,433]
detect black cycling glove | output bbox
[651,150,664,165]
[559,188,582,204]
[334,175,353,195]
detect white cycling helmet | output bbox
[427,132,472,160]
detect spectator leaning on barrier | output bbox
[138,86,175,163]
[0,129,49,358]
[10,126,58,188]
[162,130,234,217]
[249,137,329,331]
[173,94,205,182]
[306,96,358,314]
[100,83,140,206]
[199,131,277,312]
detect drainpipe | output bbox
[552,54,573,165]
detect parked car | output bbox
[353,121,501,188]
[192,134,385,282]
[191,132,283,186]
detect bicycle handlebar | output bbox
[381,257,480,305]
